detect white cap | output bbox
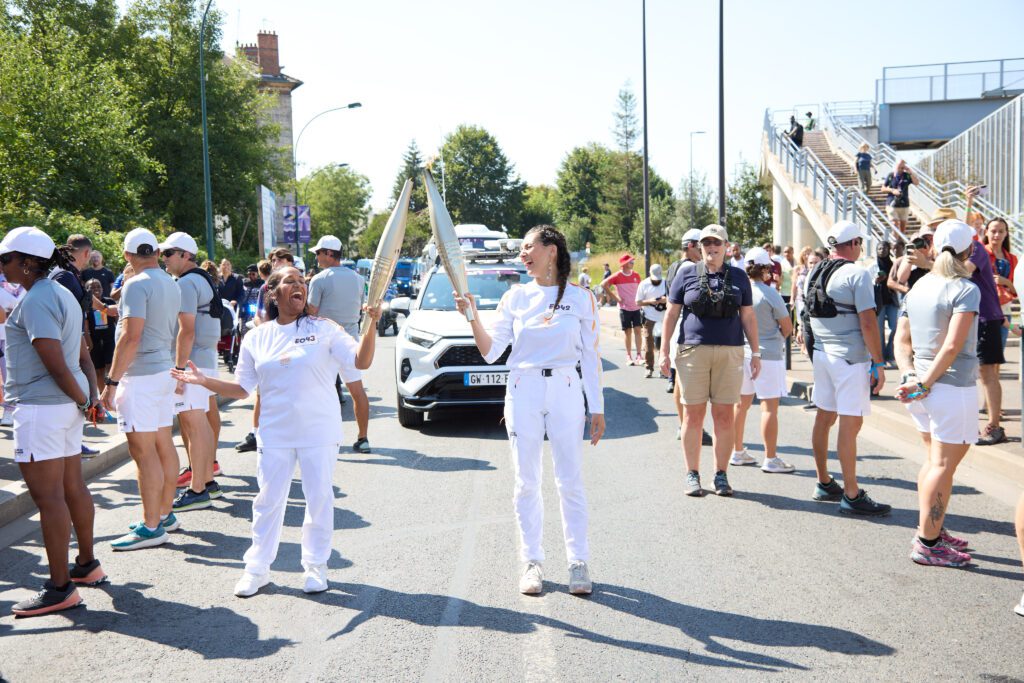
[744,246,774,266]
[650,263,663,280]
[124,228,159,255]
[826,220,863,246]
[312,235,343,252]
[699,224,728,242]
[681,228,702,244]
[0,226,56,259]
[159,231,199,255]
[933,219,975,255]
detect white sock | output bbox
[144,524,159,533]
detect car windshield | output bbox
[419,270,532,311]
[394,262,414,278]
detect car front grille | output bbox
[436,344,511,368]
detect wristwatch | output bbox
[900,372,917,385]
[750,352,762,358]
[104,376,120,387]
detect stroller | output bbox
[217,300,244,373]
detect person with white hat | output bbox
[660,224,760,497]
[306,234,372,453]
[730,247,796,473]
[100,228,183,550]
[159,232,222,513]
[803,220,891,516]
[635,263,668,378]
[1,227,106,616]
[894,219,980,567]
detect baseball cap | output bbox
[681,228,702,245]
[0,226,56,259]
[124,228,159,256]
[650,263,663,280]
[826,220,863,246]
[618,253,634,266]
[312,235,343,252]
[743,246,774,266]
[933,220,974,255]
[246,263,258,273]
[159,231,199,255]
[699,224,728,242]
[926,207,958,228]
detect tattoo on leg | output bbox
[928,492,945,532]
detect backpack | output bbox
[182,269,233,336]
[803,259,857,319]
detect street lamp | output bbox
[199,0,215,259]
[641,0,651,276]
[717,0,726,224]
[689,131,706,230]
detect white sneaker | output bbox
[675,427,681,440]
[302,564,329,593]
[0,411,12,428]
[568,561,593,595]
[1015,592,1024,617]
[761,457,796,474]
[729,449,757,466]
[234,572,269,597]
[519,561,543,595]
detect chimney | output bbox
[255,31,280,76]
[240,42,259,66]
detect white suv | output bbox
[390,258,531,428]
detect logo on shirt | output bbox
[547,303,572,312]
[294,335,317,345]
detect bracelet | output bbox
[175,366,186,371]
[750,352,761,358]
[906,382,930,399]
[104,376,119,386]
[870,362,886,370]
[77,397,91,412]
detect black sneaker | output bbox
[839,490,891,517]
[11,581,81,617]
[701,430,713,446]
[685,471,703,497]
[172,487,212,512]
[713,470,733,497]
[813,477,844,502]
[977,425,1007,446]
[206,480,223,500]
[69,558,107,586]
[235,432,257,453]
[352,437,371,454]
[665,382,674,393]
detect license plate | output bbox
[464,372,508,386]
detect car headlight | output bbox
[404,326,442,349]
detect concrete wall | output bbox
[879,98,1014,147]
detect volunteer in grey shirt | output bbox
[731,247,795,474]
[804,221,890,517]
[161,232,220,513]
[895,219,979,568]
[101,228,182,552]
[1,226,105,618]
[307,235,372,454]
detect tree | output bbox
[673,172,719,237]
[595,150,672,252]
[391,139,428,213]
[726,162,772,247]
[519,185,558,230]
[438,125,526,234]
[629,195,677,257]
[358,209,431,258]
[302,164,372,253]
[555,144,609,246]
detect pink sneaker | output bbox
[910,538,971,567]
[939,528,969,550]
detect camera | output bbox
[910,236,929,251]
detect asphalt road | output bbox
[0,329,1022,682]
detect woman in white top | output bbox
[455,225,605,596]
[174,266,380,597]
[894,220,979,569]
[731,248,796,474]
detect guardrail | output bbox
[764,110,906,250]
[875,58,1024,105]
[823,102,1024,242]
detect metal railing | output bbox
[876,58,1024,105]
[764,110,906,250]
[823,102,1024,241]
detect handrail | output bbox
[763,109,906,251]
[822,102,1024,242]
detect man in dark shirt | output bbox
[81,250,116,297]
[785,116,804,147]
[882,159,919,233]
[218,259,245,309]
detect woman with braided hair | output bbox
[455,225,605,596]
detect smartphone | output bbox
[978,185,989,197]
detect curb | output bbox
[0,394,233,529]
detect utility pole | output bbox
[717,0,726,225]
[200,0,215,259]
[641,0,651,276]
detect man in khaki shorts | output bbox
[660,225,760,498]
[883,159,918,234]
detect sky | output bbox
[120,0,1024,213]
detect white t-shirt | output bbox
[635,277,667,322]
[484,282,603,413]
[235,316,359,448]
[578,272,591,289]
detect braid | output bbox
[526,224,571,310]
[53,245,76,271]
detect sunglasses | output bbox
[701,238,723,247]
[162,249,183,258]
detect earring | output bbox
[547,262,553,280]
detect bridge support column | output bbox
[792,210,817,253]
[772,182,791,248]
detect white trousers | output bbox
[243,444,338,575]
[505,367,589,564]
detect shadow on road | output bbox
[600,388,659,440]
[320,581,893,673]
[340,448,495,473]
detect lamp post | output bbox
[199,0,215,259]
[717,0,726,225]
[689,130,706,230]
[641,0,651,276]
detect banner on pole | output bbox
[258,186,277,257]
[283,204,297,244]
[298,205,311,244]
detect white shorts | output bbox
[812,353,871,416]
[905,383,979,445]
[13,403,84,462]
[740,358,788,399]
[115,371,176,433]
[339,325,362,384]
[174,367,217,414]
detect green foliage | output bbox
[612,85,639,153]
[438,125,526,234]
[555,144,609,246]
[629,195,677,256]
[519,185,558,231]
[358,210,431,259]
[595,150,671,252]
[302,165,372,255]
[673,172,719,237]
[725,162,772,247]
[392,140,428,213]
